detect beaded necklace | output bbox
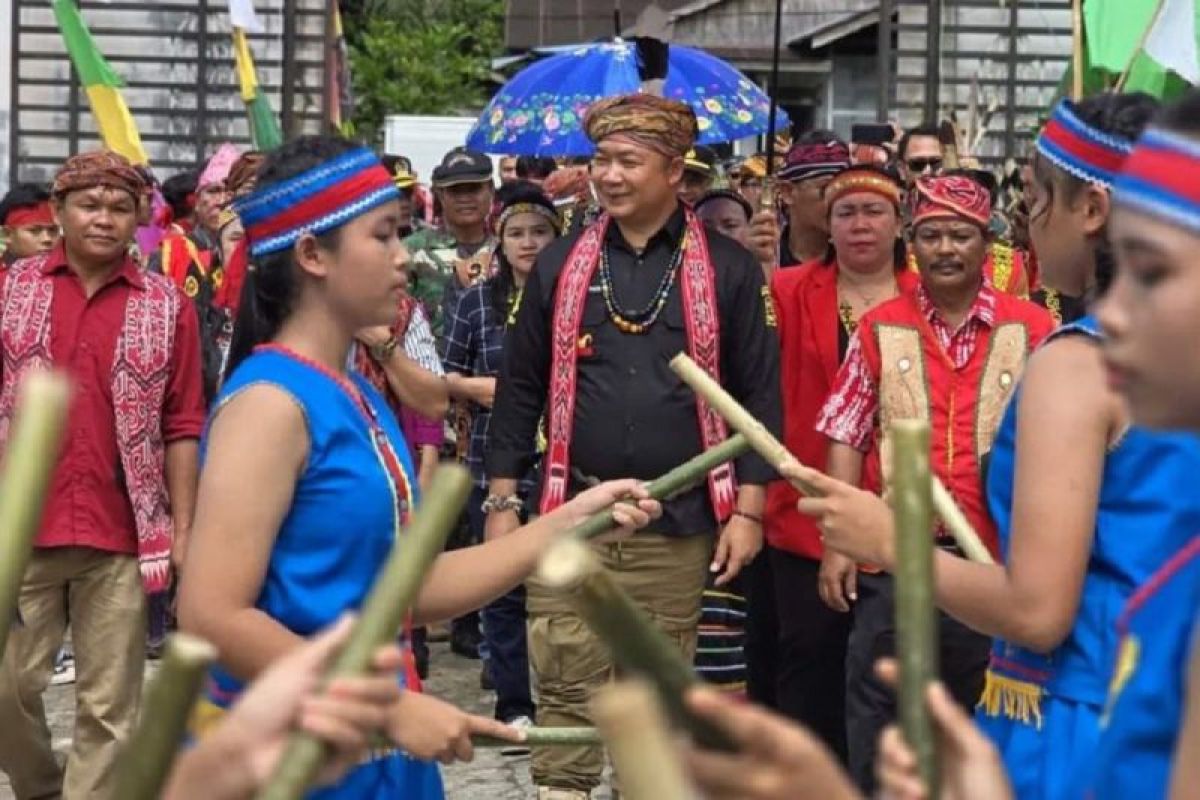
[598,231,686,335]
[254,343,414,534]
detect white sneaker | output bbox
[536,787,590,800]
[50,651,75,686]
[501,715,533,756]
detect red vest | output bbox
[857,291,1053,558]
[0,255,182,593]
[765,261,920,560]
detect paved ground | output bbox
[0,642,612,799]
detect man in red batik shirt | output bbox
[813,172,1054,793]
[0,151,205,800]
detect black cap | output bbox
[431,148,493,188]
[684,145,718,176]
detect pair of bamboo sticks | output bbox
[0,352,954,798]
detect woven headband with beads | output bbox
[1114,127,1200,235]
[498,202,561,233]
[824,170,901,208]
[234,147,399,257]
[1036,100,1134,189]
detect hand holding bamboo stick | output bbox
[669,352,994,564]
[256,465,472,800]
[568,434,749,540]
[891,420,940,798]
[115,633,219,800]
[0,371,71,660]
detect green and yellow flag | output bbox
[232,26,284,151]
[51,0,148,164]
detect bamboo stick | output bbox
[257,465,472,800]
[0,371,71,660]
[592,681,692,800]
[538,538,734,751]
[475,727,602,747]
[890,420,940,799]
[115,633,219,800]
[569,434,750,541]
[669,352,995,565]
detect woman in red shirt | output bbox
[765,161,917,761]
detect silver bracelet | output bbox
[482,494,524,514]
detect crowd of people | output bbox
[0,82,1198,800]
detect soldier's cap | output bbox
[432,148,493,188]
[684,145,718,177]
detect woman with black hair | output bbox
[441,184,560,736]
[801,92,1200,800]
[176,136,659,799]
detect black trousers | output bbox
[845,571,990,794]
[769,547,851,763]
[742,548,779,708]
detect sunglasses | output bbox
[906,158,944,174]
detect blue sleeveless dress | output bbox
[1080,534,1200,799]
[976,316,1200,800]
[196,349,444,800]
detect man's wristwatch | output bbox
[368,336,400,362]
[482,494,524,514]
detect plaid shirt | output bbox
[816,282,999,451]
[442,281,535,490]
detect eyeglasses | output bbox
[906,158,944,174]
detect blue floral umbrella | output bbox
[467,39,790,156]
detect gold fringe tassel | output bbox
[976,669,1044,729]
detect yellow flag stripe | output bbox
[232,27,259,103]
[84,84,148,165]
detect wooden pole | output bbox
[569,434,750,541]
[668,353,994,564]
[537,538,735,751]
[1115,0,1167,92]
[1071,0,1085,100]
[592,681,692,800]
[257,465,472,800]
[0,372,70,660]
[890,420,940,798]
[115,634,219,800]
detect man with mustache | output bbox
[404,147,496,341]
[0,150,204,800]
[813,172,1054,792]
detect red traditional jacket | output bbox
[0,254,187,593]
[831,287,1053,558]
[765,259,920,560]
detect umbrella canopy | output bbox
[468,39,790,156]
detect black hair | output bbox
[694,189,752,221]
[1032,92,1159,294]
[795,128,842,146]
[488,184,558,320]
[161,171,199,221]
[1154,88,1200,138]
[516,156,557,180]
[225,135,361,378]
[0,183,51,224]
[898,124,941,159]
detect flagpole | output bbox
[1114,0,1167,92]
[1072,0,1084,100]
[763,0,784,177]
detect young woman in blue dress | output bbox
[176,136,660,799]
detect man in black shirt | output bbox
[486,93,781,799]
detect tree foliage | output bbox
[346,0,503,143]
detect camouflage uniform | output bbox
[402,227,495,341]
